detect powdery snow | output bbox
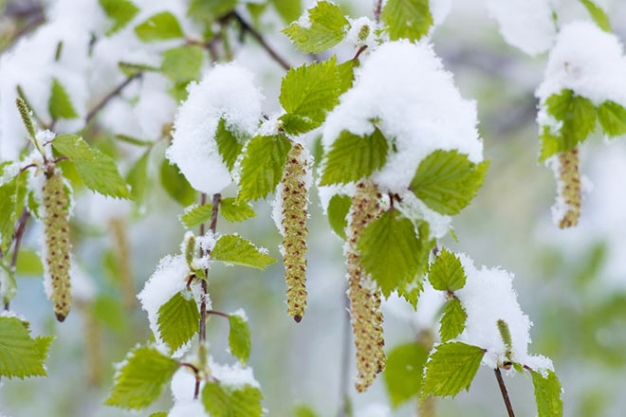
[210,356,260,389]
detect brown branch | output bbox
[353,45,368,62]
[230,12,291,70]
[86,74,141,124]
[5,209,30,310]
[374,0,383,23]
[206,310,230,320]
[494,368,516,417]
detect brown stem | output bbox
[494,368,516,417]
[207,310,230,319]
[353,45,368,62]
[374,0,383,23]
[86,74,141,124]
[5,210,30,310]
[230,12,291,70]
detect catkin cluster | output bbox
[43,171,72,322]
[556,147,581,229]
[280,143,309,323]
[347,180,385,392]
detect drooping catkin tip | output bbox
[293,315,302,323]
[55,312,67,322]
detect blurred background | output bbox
[1,0,626,416]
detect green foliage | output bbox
[161,46,204,84]
[357,209,422,297]
[0,316,53,379]
[0,173,26,252]
[270,0,302,24]
[216,118,245,171]
[51,134,131,199]
[92,295,128,334]
[384,342,429,407]
[49,78,78,120]
[15,249,44,276]
[157,291,200,352]
[410,150,489,215]
[327,194,352,239]
[0,264,17,305]
[320,128,389,186]
[293,404,318,417]
[181,204,213,228]
[188,0,236,21]
[160,158,197,206]
[105,345,179,410]
[382,0,433,41]
[530,369,564,417]
[134,12,184,42]
[439,298,467,342]
[99,0,139,34]
[397,280,423,310]
[238,134,291,202]
[126,150,150,204]
[421,342,485,400]
[228,313,251,364]
[202,381,263,417]
[283,1,349,53]
[597,101,626,137]
[221,198,256,222]
[428,248,467,292]
[580,0,611,32]
[211,235,276,270]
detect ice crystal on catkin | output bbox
[551,148,581,229]
[43,171,72,322]
[346,180,385,392]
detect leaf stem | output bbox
[207,310,230,320]
[494,368,516,417]
[86,74,141,125]
[229,12,291,70]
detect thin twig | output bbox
[336,284,352,417]
[353,45,368,62]
[207,310,230,320]
[494,368,516,417]
[5,210,30,310]
[230,12,291,70]
[374,0,383,23]
[86,74,141,124]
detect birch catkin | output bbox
[43,171,72,322]
[556,147,581,229]
[280,143,310,323]
[346,180,385,392]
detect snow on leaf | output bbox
[49,78,78,120]
[99,0,139,35]
[211,235,276,270]
[228,313,251,364]
[202,381,263,417]
[157,291,200,353]
[134,12,184,42]
[238,134,291,202]
[597,101,626,137]
[215,119,245,172]
[220,198,256,223]
[439,298,467,342]
[530,369,564,417]
[282,1,350,54]
[0,316,53,379]
[382,0,433,42]
[428,248,467,292]
[327,194,351,240]
[383,342,429,407]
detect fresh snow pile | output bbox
[166,63,263,194]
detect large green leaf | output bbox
[530,369,563,417]
[161,46,204,84]
[160,158,197,206]
[180,203,213,228]
[382,0,433,41]
[383,342,429,407]
[270,0,302,24]
[135,12,184,42]
[228,313,251,364]
[327,194,351,239]
[0,316,53,379]
[49,78,78,120]
[211,235,276,270]
[188,0,237,21]
[283,1,349,53]
[580,0,612,32]
[99,0,139,34]
[597,100,626,137]
[410,150,489,215]
[157,291,200,353]
[320,128,389,186]
[202,381,263,417]
[428,248,466,292]
[238,134,291,202]
[439,298,467,342]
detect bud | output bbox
[555,147,581,229]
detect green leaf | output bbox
[0,316,53,379]
[0,174,26,253]
[118,62,160,77]
[115,134,154,147]
[530,369,563,417]
[126,150,150,204]
[135,12,184,42]
[0,264,17,305]
[181,204,213,228]
[421,341,485,400]
[279,58,344,134]
[161,45,204,84]
[49,78,78,120]
[358,210,421,297]
[597,101,626,137]
[221,197,256,222]
[282,1,349,54]
[294,404,318,417]
[211,235,276,270]
[320,128,388,185]
[228,313,251,364]
[327,194,352,239]
[439,298,467,342]
[382,0,433,41]
[410,150,489,215]
[580,0,611,32]
[188,0,237,21]
[99,0,139,34]
[428,248,466,292]
[540,89,597,161]
[15,249,44,276]
[104,345,179,410]
[92,295,128,334]
[397,280,423,310]
[270,0,302,24]
[160,158,197,206]
[216,118,245,171]
[149,413,168,417]
[157,291,200,352]
[202,381,263,417]
[51,134,131,199]
[384,342,429,407]
[238,134,292,202]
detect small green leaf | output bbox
[294,404,318,417]
[51,134,131,199]
[382,0,433,41]
[358,210,421,297]
[126,150,150,204]
[157,291,200,352]
[410,150,489,215]
[161,45,204,84]
[160,159,197,206]
[188,0,237,21]
[597,101,626,137]
[0,174,26,252]
[439,298,467,342]
[135,12,184,42]
[99,0,139,34]
[428,248,466,292]
[104,345,179,410]
[397,280,423,310]
[421,341,485,400]
[228,313,251,364]
[530,369,563,417]
[580,0,611,32]
[0,264,17,305]
[15,249,44,276]
[282,1,349,53]
[270,0,302,24]
[215,118,245,171]
[0,316,53,379]
[202,381,263,417]
[221,198,256,222]
[327,194,352,239]
[320,128,388,186]
[384,342,429,407]
[211,235,276,270]
[180,204,213,228]
[149,413,168,417]
[92,295,128,334]
[49,78,78,120]
[238,134,292,202]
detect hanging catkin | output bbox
[556,147,581,229]
[346,180,385,392]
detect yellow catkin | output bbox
[281,143,309,323]
[43,171,72,322]
[347,180,385,392]
[109,218,135,309]
[557,147,581,229]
